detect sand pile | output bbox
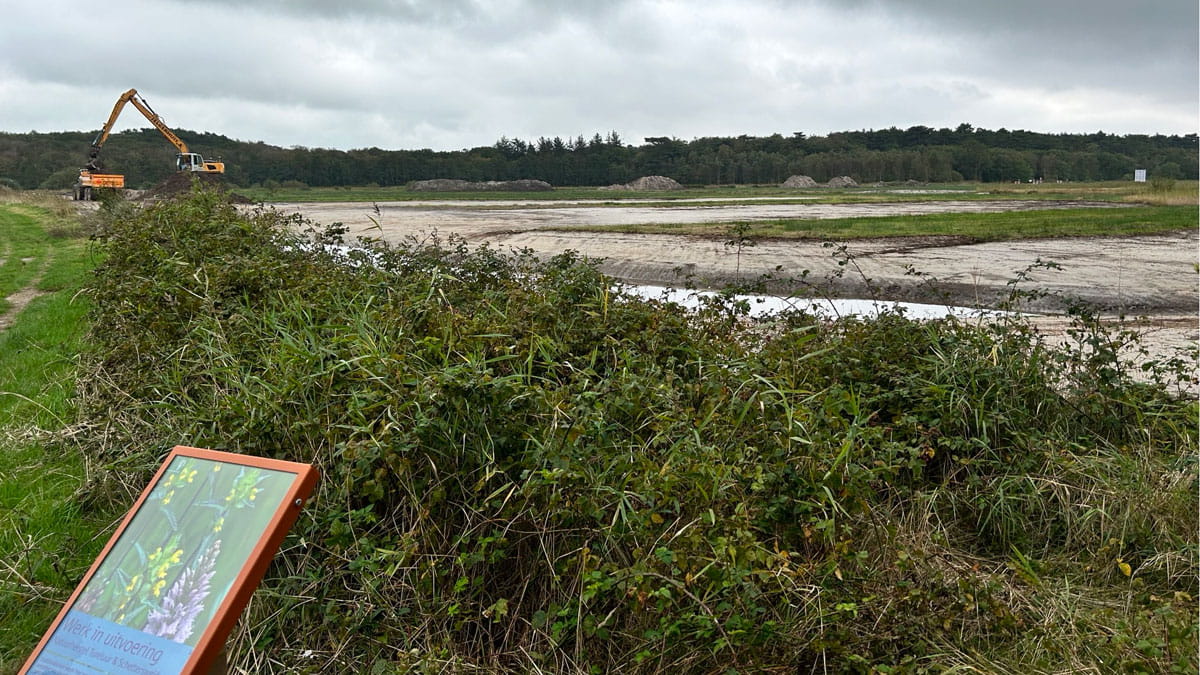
[139,172,251,203]
[600,176,683,191]
[826,176,859,188]
[782,175,818,188]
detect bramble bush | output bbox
[73,187,1196,673]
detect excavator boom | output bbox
[129,92,189,154]
[89,88,188,160]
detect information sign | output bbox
[22,446,318,675]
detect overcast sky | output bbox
[1,0,1195,151]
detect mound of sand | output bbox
[629,175,683,190]
[782,175,818,188]
[826,176,859,188]
[600,176,683,191]
[408,179,553,192]
[139,172,251,203]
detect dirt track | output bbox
[274,199,1198,315]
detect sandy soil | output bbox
[0,257,48,332]
[271,198,1120,234]
[0,286,47,331]
[274,199,1196,312]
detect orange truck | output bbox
[75,170,124,201]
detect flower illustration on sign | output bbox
[144,540,221,642]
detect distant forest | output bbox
[1,124,1195,190]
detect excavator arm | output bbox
[86,89,205,169]
[85,89,135,170]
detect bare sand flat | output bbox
[275,199,1197,314]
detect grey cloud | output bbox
[175,0,640,42]
[177,0,483,22]
[0,0,1193,151]
[861,0,1198,100]
[844,0,1196,49]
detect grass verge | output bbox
[0,200,106,672]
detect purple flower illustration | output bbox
[143,539,221,643]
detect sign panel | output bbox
[23,447,318,675]
[1134,169,1147,182]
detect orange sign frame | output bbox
[22,446,318,674]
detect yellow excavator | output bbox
[75,88,224,200]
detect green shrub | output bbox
[70,186,1197,672]
[38,166,78,190]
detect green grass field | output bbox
[560,205,1197,241]
[0,202,107,671]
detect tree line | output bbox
[1,124,1194,191]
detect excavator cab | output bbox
[176,152,202,172]
[176,152,225,173]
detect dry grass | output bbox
[1121,179,1198,206]
[0,190,91,238]
[980,179,1198,206]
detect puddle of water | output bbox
[623,284,1012,320]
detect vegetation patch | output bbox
[564,205,1197,242]
[0,202,103,671]
[3,188,1196,672]
[229,180,1196,206]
